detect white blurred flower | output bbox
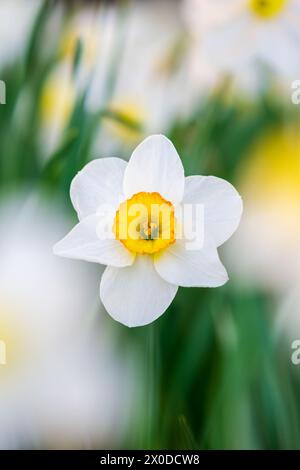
[184,0,300,79]
[88,0,194,153]
[54,134,242,327]
[39,4,106,154]
[0,0,40,66]
[0,197,135,448]
[59,7,102,71]
[33,331,136,449]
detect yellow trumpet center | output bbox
[114,192,176,255]
[249,0,287,19]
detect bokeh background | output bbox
[1,0,300,449]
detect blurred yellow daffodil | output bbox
[229,126,300,290]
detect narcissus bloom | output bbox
[185,0,300,78]
[54,135,242,327]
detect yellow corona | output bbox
[114,191,176,255]
[249,0,287,19]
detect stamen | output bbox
[114,192,176,254]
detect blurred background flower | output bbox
[183,0,300,96]
[1,0,300,450]
[0,196,138,449]
[0,0,40,67]
[228,125,300,292]
[185,0,300,77]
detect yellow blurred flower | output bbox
[40,66,75,128]
[240,127,300,206]
[228,126,300,291]
[249,0,287,19]
[103,100,146,145]
[39,65,76,153]
[60,16,99,68]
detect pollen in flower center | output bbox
[249,0,287,18]
[114,192,176,255]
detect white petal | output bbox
[100,255,178,327]
[70,158,127,220]
[123,135,185,204]
[154,240,228,288]
[183,175,243,247]
[53,215,134,267]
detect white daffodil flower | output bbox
[54,134,243,327]
[185,0,300,78]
